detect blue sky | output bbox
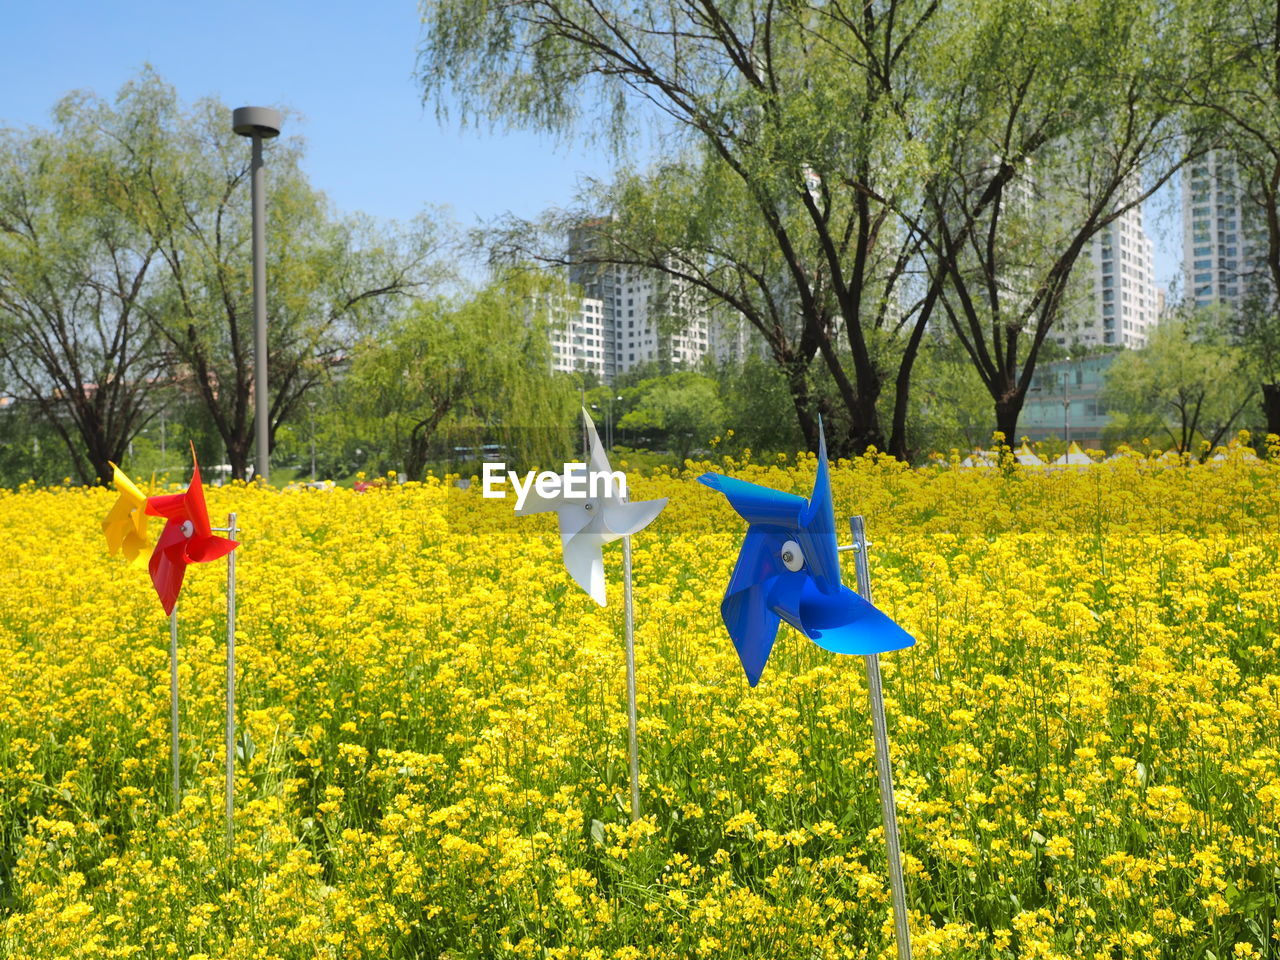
[1,0,1180,289]
[0,2,620,232]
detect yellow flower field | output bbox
[1,451,1278,959]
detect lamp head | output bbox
[232,106,283,139]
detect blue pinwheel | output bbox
[699,422,914,685]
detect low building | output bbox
[1017,354,1116,447]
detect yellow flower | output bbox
[2,449,1278,958]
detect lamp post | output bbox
[1061,355,1072,448]
[308,401,317,483]
[592,395,625,449]
[231,106,282,483]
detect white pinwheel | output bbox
[515,409,666,605]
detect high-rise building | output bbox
[1182,150,1271,310]
[565,223,715,382]
[546,296,607,379]
[605,266,711,374]
[1058,193,1159,349]
[567,222,622,382]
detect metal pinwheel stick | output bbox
[216,513,238,851]
[162,520,240,830]
[168,606,180,811]
[515,409,666,822]
[840,518,912,960]
[621,534,640,822]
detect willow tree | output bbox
[419,0,948,458]
[919,0,1204,441]
[65,71,446,479]
[0,117,170,484]
[348,269,577,480]
[1178,0,1280,437]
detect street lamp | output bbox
[592,395,625,449]
[231,106,282,483]
[1061,355,1072,448]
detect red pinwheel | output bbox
[145,450,237,614]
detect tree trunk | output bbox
[407,432,432,481]
[888,357,918,462]
[406,401,453,480]
[889,282,943,462]
[1263,382,1280,440]
[783,357,819,452]
[226,437,250,482]
[86,444,117,488]
[848,387,886,456]
[994,392,1025,446]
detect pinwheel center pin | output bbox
[181,520,194,538]
[781,540,804,572]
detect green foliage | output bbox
[1101,309,1255,456]
[716,356,804,456]
[0,401,78,487]
[616,372,725,462]
[347,269,577,479]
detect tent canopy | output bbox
[1053,441,1092,466]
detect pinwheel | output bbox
[141,447,240,833]
[515,409,666,606]
[145,450,238,616]
[698,421,914,686]
[102,462,150,566]
[515,409,666,820]
[699,420,915,960]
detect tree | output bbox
[65,71,446,480]
[348,270,577,480]
[616,371,725,462]
[906,332,995,456]
[716,354,805,455]
[921,0,1202,441]
[1100,312,1254,456]
[420,0,950,458]
[0,118,170,484]
[1179,0,1280,437]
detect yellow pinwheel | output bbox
[102,462,151,566]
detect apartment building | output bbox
[1182,150,1271,310]
[1058,193,1159,348]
